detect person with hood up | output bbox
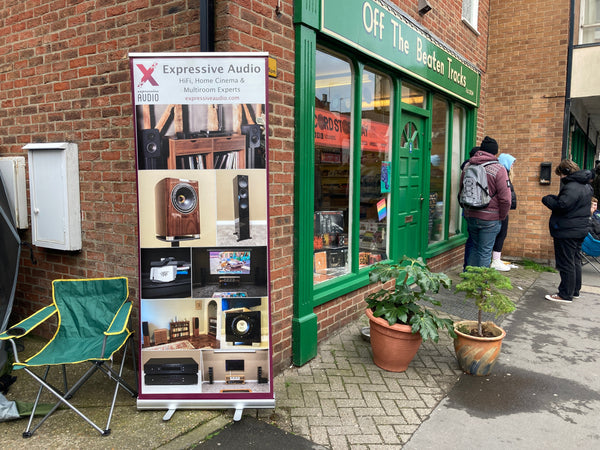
[490,153,518,271]
[460,136,512,268]
[542,159,593,303]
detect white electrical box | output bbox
[24,142,82,251]
[0,156,28,229]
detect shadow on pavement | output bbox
[192,416,327,449]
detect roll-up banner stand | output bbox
[129,53,274,420]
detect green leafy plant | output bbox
[365,256,456,343]
[454,266,516,337]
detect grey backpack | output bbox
[459,161,497,209]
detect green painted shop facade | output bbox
[292,0,482,365]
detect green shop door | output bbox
[395,110,427,259]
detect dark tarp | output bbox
[0,173,21,374]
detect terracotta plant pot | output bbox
[453,320,506,376]
[366,308,422,372]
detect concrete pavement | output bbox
[1,259,598,449]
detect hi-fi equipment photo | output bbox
[233,174,250,241]
[155,177,200,241]
[225,310,261,345]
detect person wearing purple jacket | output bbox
[460,136,512,268]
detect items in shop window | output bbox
[369,253,382,265]
[314,211,344,234]
[359,252,370,266]
[314,235,323,250]
[326,248,347,268]
[314,251,327,273]
[380,161,391,193]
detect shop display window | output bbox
[359,69,391,266]
[314,50,353,284]
[429,96,466,244]
[429,97,448,243]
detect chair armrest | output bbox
[105,301,132,336]
[0,305,58,340]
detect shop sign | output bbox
[321,0,480,106]
[130,52,274,416]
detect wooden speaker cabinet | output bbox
[155,177,200,241]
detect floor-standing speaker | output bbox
[208,367,214,384]
[142,321,150,347]
[233,175,250,241]
[193,317,200,337]
[155,178,200,241]
[141,128,164,170]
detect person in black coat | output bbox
[542,159,593,303]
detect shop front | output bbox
[292,0,481,365]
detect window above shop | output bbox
[462,0,479,34]
[580,0,600,45]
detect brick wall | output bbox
[0,0,297,373]
[215,0,296,374]
[485,0,569,263]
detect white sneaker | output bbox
[491,259,510,271]
[501,260,519,269]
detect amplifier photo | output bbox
[144,357,198,375]
[144,373,198,385]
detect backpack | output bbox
[459,161,497,209]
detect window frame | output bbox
[462,0,480,34]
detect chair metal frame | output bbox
[581,233,600,275]
[0,277,138,437]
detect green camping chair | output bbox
[0,277,138,437]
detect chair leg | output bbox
[582,253,600,274]
[24,365,51,437]
[104,337,135,433]
[22,364,106,437]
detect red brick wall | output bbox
[0,0,297,373]
[485,0,569,263]
[214,0,296,374]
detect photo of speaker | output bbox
[225,310,261,345]
[257,366,268,384]
[193,317,199,337]
[141,128,164,170]
[142,321,150,347]
[232,174,250,241]
[241,124,262,168]
[155,177,200,241]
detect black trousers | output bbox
[493,215,509,253]
[553,236,585,300]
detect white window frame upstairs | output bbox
[462,0,479,34]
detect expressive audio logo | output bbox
[136,63,159,88]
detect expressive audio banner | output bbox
[129,52,274,414]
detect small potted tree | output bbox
[453,266,516,376]
[365,256,456,372]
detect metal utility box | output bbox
[0,156,28,229]
[24,142,82,251]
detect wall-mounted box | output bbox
[0,156,28,229]
[24,143,82,251]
